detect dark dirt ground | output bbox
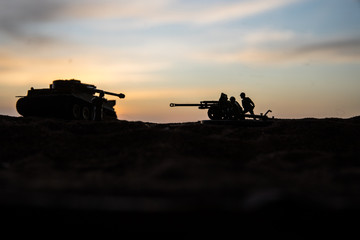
[1,115,360,234]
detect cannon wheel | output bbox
[207,105,222,120]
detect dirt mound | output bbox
[0,115,359,233]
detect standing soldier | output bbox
[91,91,106,121]
[240,92,255,115]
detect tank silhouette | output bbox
[170,94,272,121]
[16,79,125,120]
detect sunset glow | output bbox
[1,0,359,122]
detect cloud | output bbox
[243,29,295,45]
[194,37,360,65]
[0,0,303,45]
[66,0,173,19]
[282,37,360,64]
[0,0,68,39]
[293,38,360,58]
[63,0,303,25]
[187,0,302,24]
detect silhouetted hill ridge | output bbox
[0,114,359,232]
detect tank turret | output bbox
[16,79,125,120]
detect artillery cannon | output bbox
[170,94,273,121]
[16,79,125,120]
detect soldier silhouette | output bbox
[218,93,232,119]
[219,93,228,103]
[91,91,106,121]
[229,96,244,120]
[240,92,255,115]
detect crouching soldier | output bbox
[229,96,244,120]
[240,92,255,115]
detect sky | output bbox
[0,0,359,123]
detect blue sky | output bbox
[0,0,359,122]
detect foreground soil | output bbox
[0,115,359,233]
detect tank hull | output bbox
[16,94,117,120]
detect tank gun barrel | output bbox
[95,89,125,99]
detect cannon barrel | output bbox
[170,101,218,109]
[170,103,202,107]
[95,89,125,99]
